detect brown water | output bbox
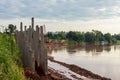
[48,45,120,80]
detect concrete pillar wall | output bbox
[15,18,47,75]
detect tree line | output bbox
[46,30,120,45]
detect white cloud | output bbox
[49,0,56,2]
[0,0,120,34]
[98,8,106,12]
[0,0,120,20]
[61,0,67,2]
[0,0,7,5]
[49,0,57,5]
[113,6,120,13]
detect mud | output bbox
[24,67,72,80]
[48,56,111,80]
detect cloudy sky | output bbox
[0,0,120,33]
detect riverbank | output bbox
[48,56,111,80]
[24,56,111,80]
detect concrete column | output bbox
[29,25,31,29]
[20,22,23,31]
[24,26,27,31]
[31,17,34,30]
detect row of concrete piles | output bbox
[15,17,47,75]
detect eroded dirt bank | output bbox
[24,67,72,80]
[48,56,111,80]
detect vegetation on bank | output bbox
[0,24,25,80]
[46,30,120,45]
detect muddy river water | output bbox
[48,45,120,80]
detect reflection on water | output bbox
[48,45,112,56]
[48,45,120,80]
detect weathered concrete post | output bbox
[20,22,23,31]
[35,25,39,65]
[40,26,48,75]
[24,26,27,31]
[31,17,34,30]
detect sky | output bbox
[0,0,120,34]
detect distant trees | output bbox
[46,30,120,45]
[66,31,77,41]
[85,32,95,43]
[104,33,112,43]
[8,24,16,34]
[5,24,16,35]
[92,30,104,41]
[66,31,85,42]
[47,32,66,40]
[77,32,85,42]
[4,24,16,54]
[47,32,53,39]
[113,34,120,40]
[57,32,66,39]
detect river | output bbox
[48,45,120,80]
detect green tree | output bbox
[113,34,120,40]
[111,37,117,43]
[7,24,16,55]
[85,32,96,43]
[104,33,112,43]
[92,30,104,41]
[47,32,53,39]
[76,32,85,42]
[66,31,76,40]
[8,24,16,34]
